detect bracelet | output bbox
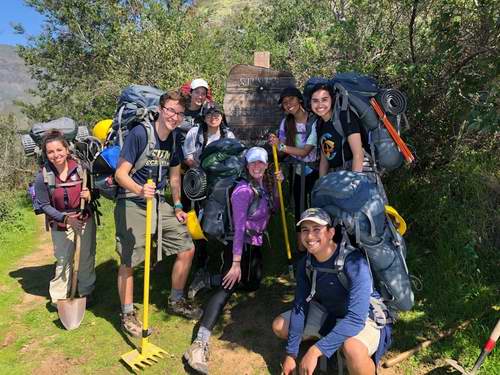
[174,202,183,210]
[232,260,241,263]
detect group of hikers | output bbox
[34,77,397,374]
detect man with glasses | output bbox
[114,90,202,338]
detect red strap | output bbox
[484,338,496,352]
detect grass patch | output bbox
[0,147,498,374]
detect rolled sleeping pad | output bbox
[379,89,407,116]
[183,168,207,201]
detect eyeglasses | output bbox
[162,106,185,119]
[206,112,222,118]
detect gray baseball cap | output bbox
[296,208,332,227]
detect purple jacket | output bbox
[230,180,278,256]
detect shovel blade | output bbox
[57,297,86,330]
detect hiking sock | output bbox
[196,326,211,344]
[170,288,184,302]
[210,274,222,288]
[122,303,134,315]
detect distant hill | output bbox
[0,44,37,128]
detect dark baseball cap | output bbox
[278,86,304,104]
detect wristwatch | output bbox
[174,202,183,210]
[278,143,286,152]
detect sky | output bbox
[0,0,45,45]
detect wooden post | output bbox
[253,51,270,68]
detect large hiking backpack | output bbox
[91,85,164,200]
[311,170,414,312]
[304,73,410,172]
[201,176,261,244]
[21,117,90,159]
[199,138,246,188]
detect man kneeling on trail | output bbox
[114,90,201,338]
[273,208,391,375]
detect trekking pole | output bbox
[272,144,294,279]
[121,171,166,371]
[370,98,415,163]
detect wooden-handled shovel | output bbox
[57,170,87,330]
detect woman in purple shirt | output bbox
[183,147,281,374]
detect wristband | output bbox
[174,202,183,210]
[278,143,286,152]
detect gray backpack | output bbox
[91,85,165,200]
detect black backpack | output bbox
[201,176,262,244]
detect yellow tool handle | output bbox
[141,176,153,347]
[272,145,292,263]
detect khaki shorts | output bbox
[115,198,194,268]
[281,300,381,356]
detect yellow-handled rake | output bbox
[272,144,294,279]
[121,175,167,371]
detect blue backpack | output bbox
[311,171,414,313]
[304,73,409,172]
[92,85,165,200]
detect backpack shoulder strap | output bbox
[130,120,156,175]
[194,125,204,149]
[42,166,56,189]
[305,115,317,140]
[305,229,358,302]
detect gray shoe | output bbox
[188,269,211,300]
[168,297,203,320]
[184,339,209,374]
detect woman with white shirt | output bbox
[183,103,235,168]
[183,103,235,299]
[268,86,319,251]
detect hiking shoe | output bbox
[168,297,203,320]
[120,310,143,338]
[183,339,209,374]
[188,269,211,299]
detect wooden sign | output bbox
[223,64,295,142]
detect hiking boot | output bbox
[120,309,143,338]
[168,297,203,320]
[183,339,209,374]
[188,269,211,299]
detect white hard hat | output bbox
[190,78,209,90]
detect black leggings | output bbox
[292,170,319,228]
[199,244,263,331]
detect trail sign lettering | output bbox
[224,64,295,142]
